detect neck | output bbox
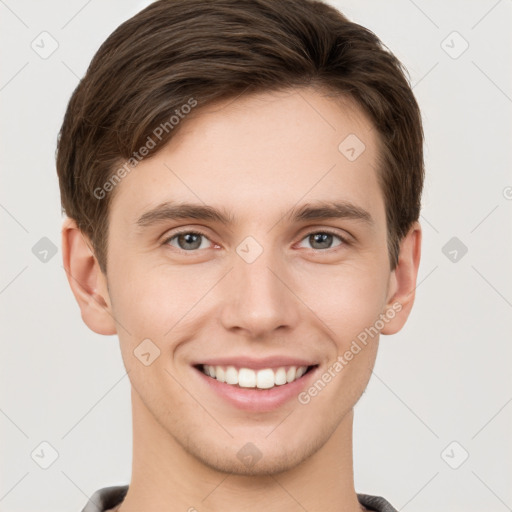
[118,387,364,512]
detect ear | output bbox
[380,221,422,335]
[61,217,117,335]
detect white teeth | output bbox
[275,367,287,385]
[216,366,226,383]
[256,368,275,389]
[225,366,238,385]
[238,368,256,388]
[201,364,310,389]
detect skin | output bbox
[62,87,421,512]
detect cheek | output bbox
[108,262,217,339]
[108,238,390,351]
[293,260,390,345]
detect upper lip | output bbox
[193,356,318,370]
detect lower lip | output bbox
[193,366,319,412]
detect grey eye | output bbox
[299,232,343,250]
[167,232,211,251]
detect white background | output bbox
[1,1,511,511]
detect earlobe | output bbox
[380,222,422,335]
[61,217,117,335]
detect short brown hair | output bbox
[56,0,424,273]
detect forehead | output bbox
[109,87,384,228]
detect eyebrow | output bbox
[135,200,373,229]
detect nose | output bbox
[218,245,300,338]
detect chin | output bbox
[180,424,331,477]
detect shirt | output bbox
[81,485,398,512]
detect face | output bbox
[94,87,407,474]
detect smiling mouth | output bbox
[195,364,318,389]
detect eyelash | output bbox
[162,229,350,253]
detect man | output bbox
[57,1,423,510]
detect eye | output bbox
[297,231,346,250]
[162,229,348,253]
[164,231,212,251]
